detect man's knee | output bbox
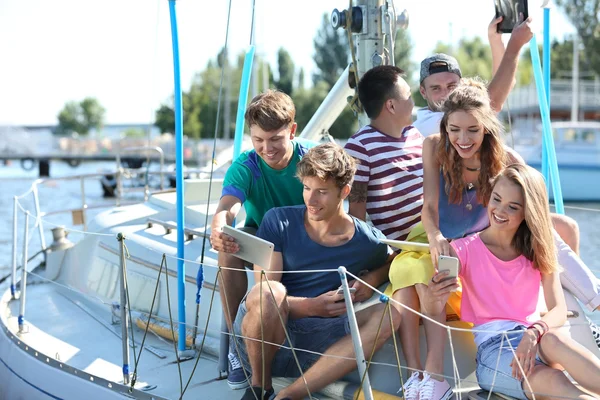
[246,280,287,314]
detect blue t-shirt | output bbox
[257,205,392,298]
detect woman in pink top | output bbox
[423,164,600,400]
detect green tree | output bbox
[296,13,358,139]
[516,38,595,87]
[80,97,105,132]
[312,13,349,87]
[298,68,305,89]
[294,81,359,140]
[556,0,600,77]
[153,89,204,139]
[55,97,105,135]
[432,37,494,82]
[154,104,175,134]
[155,48,264,139]
[275,48,295,95]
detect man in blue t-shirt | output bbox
[232,143,397,400]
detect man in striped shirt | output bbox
[345,66,454,400]
[344,65,424,240]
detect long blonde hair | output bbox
[493,164,558,275]
[437,78,507,205]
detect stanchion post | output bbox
[338,266,374,400]
[117,233,131,385]
[18,214,29,334]
[11,197,18,299]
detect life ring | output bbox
[20,158,35,171]
[67,158,81,167]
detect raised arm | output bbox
[210,195,242,253]
[487,16,533,112]
[488,16,506,77]
[421,135,448,268]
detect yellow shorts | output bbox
[384,223,463,317]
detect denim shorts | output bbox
[476,326,546,400]
[231,299,351,378]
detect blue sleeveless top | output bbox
[438,172,489,240]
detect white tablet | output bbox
[222,225,275,268]
[381,239,430,253]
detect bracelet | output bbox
[531,321,549,336]
[536,320,549,334]
[527,321,549,343]
[526,325,542,343]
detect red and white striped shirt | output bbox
[344,125,424,240]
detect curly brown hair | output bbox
[437,78,507,206]
[244,90,295,131]
[296,143,357,191]
[492,164,558,275]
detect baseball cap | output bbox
[420,54,462,84]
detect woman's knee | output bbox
[552,214,580,250]
[538,330,571,358]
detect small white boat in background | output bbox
[517,121,600,201]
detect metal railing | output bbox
[116,146,165,205]
[507,79,600,111]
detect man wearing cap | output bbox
[414,16,533,136]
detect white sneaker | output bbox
[418,372,453,400]
[399,371,422,400]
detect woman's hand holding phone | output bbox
[429,233,450,269]
[428,270,459,300]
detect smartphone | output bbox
[438,255,459,286]
[336,287,357,295]
[494,0,528,33]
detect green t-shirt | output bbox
[221,139,317,228]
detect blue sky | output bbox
[0,0,575,126]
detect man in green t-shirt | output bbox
[210,90,315,390]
